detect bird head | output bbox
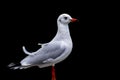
[57,13,77,24]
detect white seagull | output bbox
[8,13,77,80]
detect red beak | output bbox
[71,18,78,22]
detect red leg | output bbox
[51,65,56,80]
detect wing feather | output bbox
[20,41,65,65]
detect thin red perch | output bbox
[51,65,56,80]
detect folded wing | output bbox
[20,41,66,66]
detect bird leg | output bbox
[51,64,56,80]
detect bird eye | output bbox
[64,17,67,20]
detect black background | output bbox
[0,1,115,80]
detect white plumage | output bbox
[9,13,77,69]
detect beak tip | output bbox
[71,18,78,22]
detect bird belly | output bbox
[54,45,72,64]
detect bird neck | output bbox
[53,22,72,41]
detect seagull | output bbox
[8,13,77,80]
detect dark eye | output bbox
[64,17,68,20]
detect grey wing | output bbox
[20,42,65,65]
